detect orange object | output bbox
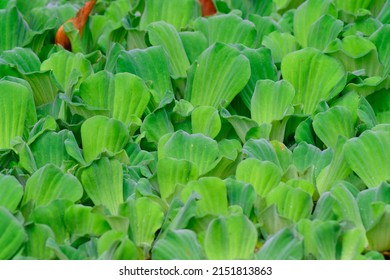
[55,0,97,50]
[198,0,217,16]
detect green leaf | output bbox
[76,71,151,124]
[357,183,390,229]
[256,228,303,260]
[30,199,73,244]
[158,130,219,175]
[204,214,257,260]
[236,158,282,197]
[366,203,390,251]
[185,42,251,108]
[225,178,256,217]
[22,164,83,208]
[243,139,281,167]
[78,158,124,215]
[297,219,341,260]
[81,116,129,163]
[316,138,352,194]
[157,158,199,201]
[117,46,172,105]
[251,80,295,124]
[0,7,30,51]
[0,174,23,212]
[139,0,200,30]
[191,106,221,139]
[366,89,390,124]
[344,128,390,188]
[237,46,278,109]
[179,31,209,64]
[307,15,343,51]
[119,197,164,248]
[313,106,355,149]
[147,21,190,79]
[0,47,40,73]
[40,50,93,91]
[266,184,313,222]
[64,204,111,237]
[0,79,37,149]
[293,0,337,47]
[327,35,384,77]
[330,184,365,230]
[23,71,60,106]
[0,207,26,260]
[98,230,138,260]
[281,48,346,115]
[141,108,175,145]
[181,177,228,217]
[152,229,204,260]
[194,14,257,47]
[262,31,299,64]
[24,223,55,260]
[370,24,390,75]
[29,130,76,169]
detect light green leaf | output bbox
[191,106,221,139]
[180,31,208,64]
[370,24,390,75]
[141,108,174,145]
[139,0,200,30]
[327,35,384,77]
[313,106,355,149]
[307,15,343,51]
[78,158,124,215]
[0,47,40,73]
[204,214,257,260]
[147,21,190,79]
[0,79,37,149]
[24,223,55,260]
[194,14,257,47]
[236,158,282,197]
[225,178,256,217]
[266,184,313,222]
[30,199,73,244]
[158,130,219,175]
[243,138,281,167]
[251,80,295,124]
[29,130,76,169]
[152,229,204,260]
[181,177,228,217]
[0,174,23,212]
[98,230,138,260]
[40,50,93,91]
[81,116,129,163]
[0,207,26,260]
[117,46,172,105]
[185,42,251,108]
[316,138,352,194]
[293,0,337,47]
[366,89,390,124]
[119,197,164,247]
[344,128,390,188]
[237,46,278,109]
[256,228,303,260]
[0,7,30,51]
[64,204,111,237]
[21,164,82,211]
[281,48,346,115]
[157,158,199,201]
[262,31,299,64]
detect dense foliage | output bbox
[0,0,390,260]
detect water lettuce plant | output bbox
[0,0,390,260]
